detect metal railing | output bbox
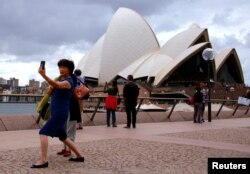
[0,94,248,123]
[84,97,249,122]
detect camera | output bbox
[40,61,45,70]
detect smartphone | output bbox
[40,61,45,70]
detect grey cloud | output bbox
[210,35,244,53]
[243,32,250,48]
[0,0,177,60]
[0,0,112,58]
[211,8,247,27]
[81,0,175,16]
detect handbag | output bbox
[74,76,89,100]
[74,84,89,100]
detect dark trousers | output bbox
[125,106,136,128]
[194,103,202,123]
[106,109,116,126]
[193,105,197,122]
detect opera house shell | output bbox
[77,7,244,87]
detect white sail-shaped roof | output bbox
[98,7,159,85]
[118,52,173,80]
[134,53,173,78]
[118,52,155,79]
[76,35,105,79]
[76,7,244,86]
[160,24,209,58]
[216,48,237,71]
[154,42,211,86]
[215,48,244,82]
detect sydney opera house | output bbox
[76,7,244,95]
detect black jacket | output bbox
[123,82,139,107]
[69,75,81,122]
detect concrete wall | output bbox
[0,107,249,131]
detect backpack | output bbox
[73,77,90,100]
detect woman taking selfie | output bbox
[31,59,84,168]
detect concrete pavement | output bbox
[0,117,250,173]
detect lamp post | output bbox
[202,48,215,122]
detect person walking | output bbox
[104,80,119,127]
[123,75,139,128]
[74,69,85,129]
[31,59,84,169]
[57,74,82,157]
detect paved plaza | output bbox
[0,117,250,174]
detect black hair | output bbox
[127,74,133,81]
[195,86,201,92]
[57,59,75,74]
[74,69,82,76]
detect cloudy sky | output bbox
[0,0,249,86]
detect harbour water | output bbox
[0,103,37,115]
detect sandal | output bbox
[63,150,71,157]
[57,149,66,155]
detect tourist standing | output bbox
[104,80,119,127]
[31,59,84,169]
[193,86,203,123]
[123,75,139,128]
